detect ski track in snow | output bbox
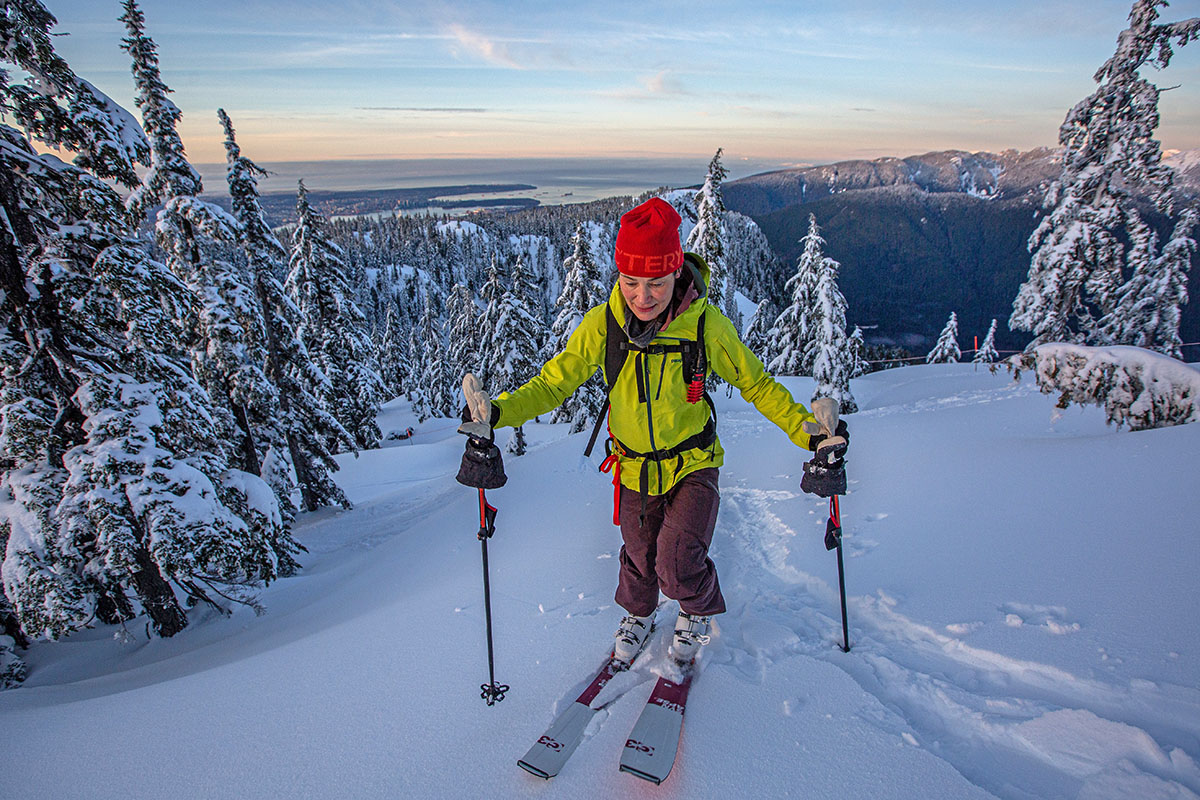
[854,379,1036,418]
[711,399,1200,800]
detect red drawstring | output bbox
[599,452,621,526]
[599,430,623,527]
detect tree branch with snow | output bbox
[1007,342,1200,430]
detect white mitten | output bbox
[457,373,494,440]
[803,397,847,462]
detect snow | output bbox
[1164,148,1200,172]
[1027,343,1200,429]
[3,365,1199,799]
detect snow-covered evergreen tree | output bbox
[974,319,1000,364]
[686,149,729,312]
[119,0,199,221]
[416,294,454,420]
[927,312,962,364]
[1016,342,1200,430]
[476,256,508,391]
[219,109,298,526]
[1010,1,1200,348]
[124,1,267,481]
[406,327,429,419]
[849,325,872,377]
[1100,208,1196,359]
[743,298,778,368]
[549,223,607,431]
[1,2,288,650]
[1,593,26,686]
[725,212,782,309]
[492,258,543,455]
[446,283,480,397]
[770,214,826,376]
[287,180,385,452]
[375,305,407,399]
[805,249,857,414]
[221,110,356,522]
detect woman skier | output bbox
[459,196,848,666]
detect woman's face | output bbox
[619,270,680,322]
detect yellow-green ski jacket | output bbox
[493,255,817,496]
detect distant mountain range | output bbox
[725,148,1200,357]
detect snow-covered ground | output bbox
[3,364,1198,800]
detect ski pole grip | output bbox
[811,397,839,437]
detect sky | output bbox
[32,0,1200,168]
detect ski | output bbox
[517,656,626,779]
[619,664,695,784]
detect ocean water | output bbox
[194,156,794,206]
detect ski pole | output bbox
[476,488,509,705]
[808,397,851,652]
[824,495,850,652]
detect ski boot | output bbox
[613,613,655,667]
[668,611,711,665]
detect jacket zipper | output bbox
[640,352,664,493]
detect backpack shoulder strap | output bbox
[584,304,629,457]
[602,303,626,391]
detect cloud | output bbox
[602,70,690,101]
[357,107,489,113]
[447,24,523,69]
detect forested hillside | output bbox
[728,149,1200,354]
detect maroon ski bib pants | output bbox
[615,467,726,618]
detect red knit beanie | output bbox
[614,197,684,278]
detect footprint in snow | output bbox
[1000,602,1081,634]
[843,534,879,558]
[945,621,983,636]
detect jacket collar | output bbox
[609,253,711,345]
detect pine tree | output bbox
[1101,208,1196,359]
[1,592,26,687]
[119,0,199,221]
[743,298,778,368]
[446,283,479,397]
[974,319,1000,364]
[927,313,962,364]
[770,214,825,376]
[806,249,858,414]
[476,256,508,391]
[1011,1,1200,347]
[221,110,355,523]
[492,258,543,455]
[287,180,385,451]
[417,294,454,418]
[686,149,729,312]
[2,2,287,648]
[549,223,607,431]
[219,109,298,526]
[406,327,429,419]
[725,213,782,308]
[376,305,407,399]
[849,325,872,377]
[124,1,265,482]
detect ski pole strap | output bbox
[824,495,842,551]
[477,489,497,541]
